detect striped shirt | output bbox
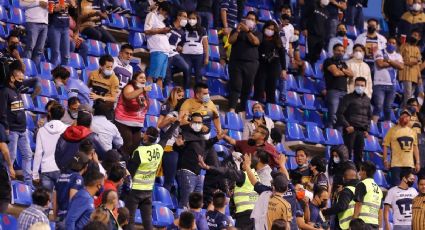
[220,0,238,29]
[412,194,425,230]
[398,43,422,83]
[18,204,49,230]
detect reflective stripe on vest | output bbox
[234,171,259,213]
[359,178,383,225]
[132,144,164,191]
[338,186,356,229]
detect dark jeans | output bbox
[253,60,281,104]
[390,167,412,187]
[325,89,346,128]
[372,85,396,121]
[24,22,48,65]
[82,26,117,43]
[115,122,142,162]
[48,26,70,66]
[183,54,204,86]
[176,169,203,208]
[198,11,212,29]
[125,190,152,230]
[343,129,365,167]
[228,60,259,111]
[307,35,325,65]
[345,5,364,33]
[235,210,254,230]
[166,54,191,88]
[162,151,179,192]
[41,171,60,192]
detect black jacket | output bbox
[304,3,329,38]
[337,92,371,131]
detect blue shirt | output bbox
[309,203,324,226]
[55,171,84,218]
[66,189,94,230]
[66,78,92,106]
[206,210,231,230]
[190,210,209,230]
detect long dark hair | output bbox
[262,20,282,48]
[185,11,204,35]
[127,70,145,90]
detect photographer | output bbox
[323,43,354,128]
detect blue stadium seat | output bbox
[106,43,120,57]
[135,209,142,224]
[23,58,37,77]
[106,13,128,29]
[243,6,257,16]
[304,123,325,144]
[325,146,331,160]
[318,50,327,62]
[374,170,389,188]
[153,186,175,209]
[86,56,100,70]
[185,89,194,98]
[86,39,105,56]
[364,135,382,152]
[266,103,284,121]
[127,16,144,32]
[8,8,25,25]
[299,34,306,45]
[303,110,324,128]
[259,0,274,10]
[208,29,219,45]
[365,152,385,170]
[144,115,159,128]
[0,214,18,229]
[285,122,305,141]
[10,0,19,7]
[297,77,318,94]
[245,100,258,119]
[258,9,273,21]
[69,52,85,70]
[128,32,145,49]
[57,85,68,100]
[225,112,244,131]
[63,66,79,79]
[285,74,298,91]
[283,106,303,123]
[33,96,51,113]
[0,6,8,22]
[315,97,328,112]
[285,91,303,108]
[209,45,220,62]
[313,62,324,80]
[80,69,93,84]
[118,0,133,13]
[299,44,306,60]
[148,83,164,100]
[228,130,242,140]
[302,94,316,110]
[11,180,33,206]
[286,156,298,170]
[324,128,344,145]
[147,99,161,116]
[379,121,394,138]
[275,142,285,154]
[25,112,35,132]
[21,94,35,111]
[155,177,164,186]
[346,25,358,40]
[369,120,380,137]
[204,61,225,78]
[207,78,228,96]
[39,79,58,98]
[0,24,6,38]
[152,203,174,227]
[39,62,54,79]
[304,61,315,77]
[27,129,35,151]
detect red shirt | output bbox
[235,140,279,167]
[94,180,117,208]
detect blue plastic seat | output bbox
[144,115,159,129]
[208,29,219,45]
[128,32,145,49]
[152,203,174,227]
[25,112,35,132]
[148,83,164,100]
[266,103,284,121]
[302,94,316,110]
[106,43,120,57]
[209,45,220,62]
[299,44,306,60]
[135,209,142,224]
[374,170,389,188]
[185,89,194,98]
[0,214,18,229]
[285,74,298,91]
[303,110,324,128]
[346,25,358,40]
[118,0,133,12]
[283,106,303,123]
[365,152,385,170]
[313,62,324,80]
[11,180,33,206]
[258,9,273,21]
[379,121,394,138]
[229,130,242,140]
[22,58,37,77]
[297,77,318,94]
[275,142,285,154]
[364,135,383,152]
[63,66,78,79]
[21,94,35,111]
[86,56,100,70]
[243,6,257,16]
[286,91,303,108]
[285,122,305,141]
[68,52,85,70]
[153,186,174,209]
[207,78,228,97]
[106,13,128,29]
[39,79,58,98]
[324,128,344,145]
[10,0,19,7]
[147,99,161,116]
[80,69,93,84]
[245,100,258,119]
[304,123,325,144]
[304,61,315,77]
[0,6,8,22]
[0,24,6,38]
[33,96,51,113]
[225,112,244,131]
[39,62,54,79]
[127,16,144,32]
[204,61,224,78]
[8,7,25,25]
[86,39,105,56]
[286,156,298,170]
[369,120,380,137]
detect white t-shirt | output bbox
[373,50,403,86]
[280,24,294,50]
[383,186,418,226]
[144,11,171,53]
[113,57,133,89]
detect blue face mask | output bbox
[386,44,396,53]
[253,111,264,119]
[202,94,210,103]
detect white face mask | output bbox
[264,28,275,37]
[180,19,188,27]
[245,19,256,30]
[290,35,299,42]
[158,13,166,21]
[354,86,365,95]
[188,19,197,27]
[321,0,330,6]
[333,157,340,164]
[353,51,364,60]
[136,83,145,88]
[191,123,202,132]
[412,3,422,11]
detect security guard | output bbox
[353,161,383,230]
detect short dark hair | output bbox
[77,110,92,127]
[69,152,90,172]
[32,187,50,206]
[49,103,65,120]
[157,1,171,13]
[280,4,291,11]
[194,82,208,94]
[332,43,344,51]
[99,55,114,66]
[353,44,366,52]
[400,167,413,180]
[271,219,287,230]
[45,100,60,113]
[191,112,203,120]
[313,186,328,198]
[189,192,203,209]
[107,164,126,183]
[101,189,116,205]
[68,96,80,107]
[120,43,134,52]
[145,127,159,144]
[52,66,70,80]
[367,18,378,24]
[93,100,110,117]
[7,29,20,42]
[354,77,367,84]
[212,192,226,209]
[117,207,130,226]
[246,11,258,21]
[411,28,422,37]
[349,218,366,230]
[177,10,187,17]
[407,98,419,106]
[83,221,108,230]
[256,149,270,164]
[360,160,377,178]
[310,156,327,173]
[83,169,104,186]
[8,60,24,81]
[179,211,195,229]
[257,125,270,141]
[79,139,94,155]
[295,148,306,156]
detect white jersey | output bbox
[384,186,418,226]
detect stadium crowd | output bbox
[1,0,425,229]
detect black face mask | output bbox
[406,180,415,187]
[337,31,346,37]
[367,26,376,34]
[318,199,327,208]
[14,80,23,90]
[343,179,359,186]
[247,138,256,146]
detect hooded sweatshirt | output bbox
[33,120,68,180]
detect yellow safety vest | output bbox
[359,178,383,225]
[131,144,164,191]
[337,186,356,229]
[234,171,259,213]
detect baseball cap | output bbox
[400,109,412,116]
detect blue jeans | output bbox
[8,130,33,186]
[166,54,190,88]
[176,169,203,208]
[48,26,70,66]
[162,151,179,192]
[345,5,364,33]
[372,85,396,121]
[41,171,60,192]
[24,22,48,65]
[183,54,204,85]
[325,89,346,128]
[328,18,339,39]
[401,81,417,107]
